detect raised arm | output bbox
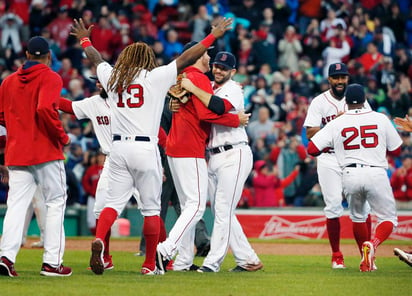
[175,17,232,73]
[70,18,105,67]
[394,115,412,132]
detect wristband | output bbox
[200,34,215,49]
[80,37,92,49]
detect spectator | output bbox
[90,16,117,62]
[252,160,281,207]
[0,13,24,56]
[231,0,262,31]
[391,155,412,209]
[277,25,302,73]
[162,28,184,59]
[47,6,73,52]
[357,41,383,74]
[246,106,276,145]
[190,5,211,42]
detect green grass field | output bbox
[1,239,411,296]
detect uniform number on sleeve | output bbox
[117,84,144,108]
[342,125,378,150]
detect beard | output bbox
[331,84,346,99]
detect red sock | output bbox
[372,221,394,249]
[96,207,118,243]
[104,229,111,258]
[327,218,341,253]
[352,222,369,254]
[159,218,166,243]
[366,214,372,240]
[142,215,160,270]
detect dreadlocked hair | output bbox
[107,42,158,92]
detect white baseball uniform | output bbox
[96,61,177,216]
[201,79,261,272]
[71,94,112,218]
[310,108,401,225]
[304,90,371,218]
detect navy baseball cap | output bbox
[182,41,214,54]
[328,62,349,77]
[213,51,236,70]
[27,36,50,56]
[345,84,365,104]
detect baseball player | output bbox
[59,76,115,270]
[71,17,233,275]
[0,36,71,277]
[59,76,167,271]
[308,84,402,272]
[180,51,263,272]
[303,62,372,268]
[155,44,249,273]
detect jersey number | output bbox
[117,84,144,108]
[342,125,378,150]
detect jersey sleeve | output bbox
[384,116,403,151]
[72,97,94,120]
[150,60,178,89]
[96,62,114,93]
[303,98,322,127]
[310,122,333,151]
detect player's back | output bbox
[97,61,177,139]
[330,109,401,168]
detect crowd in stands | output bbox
[0,0,411,209]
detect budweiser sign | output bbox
[260,216,326,239]
[235,210,412,240]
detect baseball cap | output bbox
[328,62,349,77]
[182,41,214,54]
[27,36,50,56]
[212,51,236,70]
[345,84,365,104]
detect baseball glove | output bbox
[167,74,190,103]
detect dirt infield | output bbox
[25,238,404,257]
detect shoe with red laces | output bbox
[331,251,346,269]
[360,241,375,272]
[0,256,18,277]
[40,263,72,277]
[90,238,105,275]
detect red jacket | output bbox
[166,66,239,158]
[391,168,412,202]
[252,172,281,207]
[82,164,103,197]
[0,62,68,166]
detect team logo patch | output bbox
[335,63,341,70]
[220,54,227,62]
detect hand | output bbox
[64,137,71,146]
[169,98,181,112]
[210,17,233,38]
[238,110,251,127]
[70,18,93,40]
[394,115,412,132]
[168,74,189,104]
[0,165,9,184]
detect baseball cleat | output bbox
[172,264,200,272]
[0,256,18,277]
[394,248,412,267]
[229,261,263,272]
[331,251,346,269]
[141,267,164,275]
[155,249,169,274]
[90,238,105,275]
[197,266,214,273]
[360,241,375,272]
[40,263,72,277]
[31,240,44,248]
